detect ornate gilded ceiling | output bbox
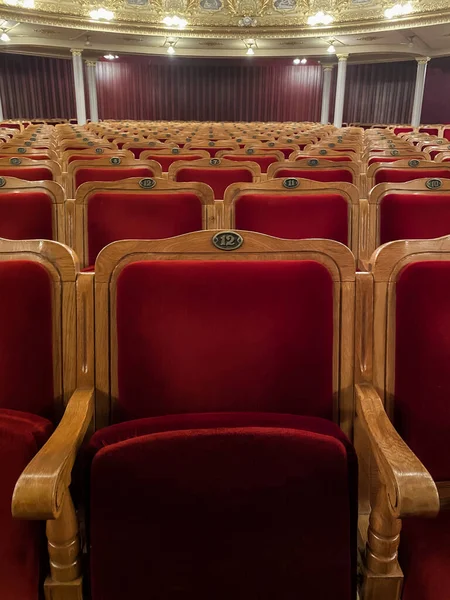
[1,0,450,38]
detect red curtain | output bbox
[422,57,450,124]
[0,53,76,119]
[96,57,323,122]
[341,61,416,125]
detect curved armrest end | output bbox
[356,383,440,519]
[12,387,94,521]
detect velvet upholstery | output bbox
[221,154,279,173]
[74,166,156,191]
[174,167,253,199]
[87,191,203,266]
[0,191,53,240]
[393,127,414,134]
[374,168,450,185]
[379,192,450,245]
[67,154,108,165]
[0,154,51,161]
[234,192,349,245]
[145,153,204,171]
[400,511,450,600]
[368,156,413,165]
[116,260,334,421]
[0,167,54,181]
[89,413,357,600]
[0,261,54,417]
[273,167,354,184]
[395,261,450,481]
[0,408,53,600]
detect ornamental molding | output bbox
[416,56,431,63]
[1,0,450,38]
[70,48,82,55]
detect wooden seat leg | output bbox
[360,484,403,600]
[44,492,83,600]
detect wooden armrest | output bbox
[12,387,94,521]
[356,383,440,518]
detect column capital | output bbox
[322,64,334,71]
[85,60,97,67]
[416,56,431,65]
[336,54,349,61]
[70,49,83,56]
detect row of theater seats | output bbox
[2,172,450,270]
[0,120,449,600]
[1,229,449,600]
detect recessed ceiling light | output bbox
[163,15,187,28]
[0,31,10,42]
[384,2,413,18]
[293,58,300,65]
[90,8,114,20]
[307,11,333,26]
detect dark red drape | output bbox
[0,53,76,119]
[341,61,416,125]
[96,57,323,122]
[421,57,450,124]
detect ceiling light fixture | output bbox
[245,39,255,55]
[103,53,118,60]
[301,57,307,64]
[307,11,333,26]
[293,58,300,65]
[246,47,254,55]
[167,45,175,54]
[327,40,336,53]
[384,2,413,18]
[162,15,187,28]
[0,30,10,42]
[90,8,114,20]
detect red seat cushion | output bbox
[374,168,450,185]
[274,167,354,184]
[234,192,349,245]
[74,166,156,191]
[146,153,204,171]
[221,154,279,173]
[395,261,450,480]
[116,260,333,421]
[89,412,357,600]
[87,191,203,267]
[0,261,54,417]
[0,191,53,240]
[380,192,450,244]
[0,408,53,600]
[175,167,253,199]
[400,511,450,600]
[0,167,54,181]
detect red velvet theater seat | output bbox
[271,166,354,184]
[74,165,157,191]
[374,167,450,185]
[0,259,56,600]
[88,413,357,600]
[171,165,254,199]
[379,191,450,245]
[0,190,53,240]
[394,261,450,600]
[86,191,204,266]
[141,152,205,171]
[0,166,54,181]
[233,192,349,244]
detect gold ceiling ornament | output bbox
[1,0,450,34]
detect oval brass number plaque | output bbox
[210,158,220,165]
[408,159,419,167]
[307,159,319,166]
[283,177,299,189]
[426,178,442,190]
[139,178,156,189]
[212,231,244,251]
[110,157,121,165]
[0,177,5,187]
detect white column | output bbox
[86,61,99,123]
[71,49,86,125]
[320,65,333,125]
[411,57,430,128]
[333,54,349,128]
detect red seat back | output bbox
[174,167,253,199]
[273,167,354,184]
[75,166,156,190]
[375,168,450,185]
[0,166,54,181]
[221,154,279,173]
[0,191,53,240]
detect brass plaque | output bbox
[212,231,244,251]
